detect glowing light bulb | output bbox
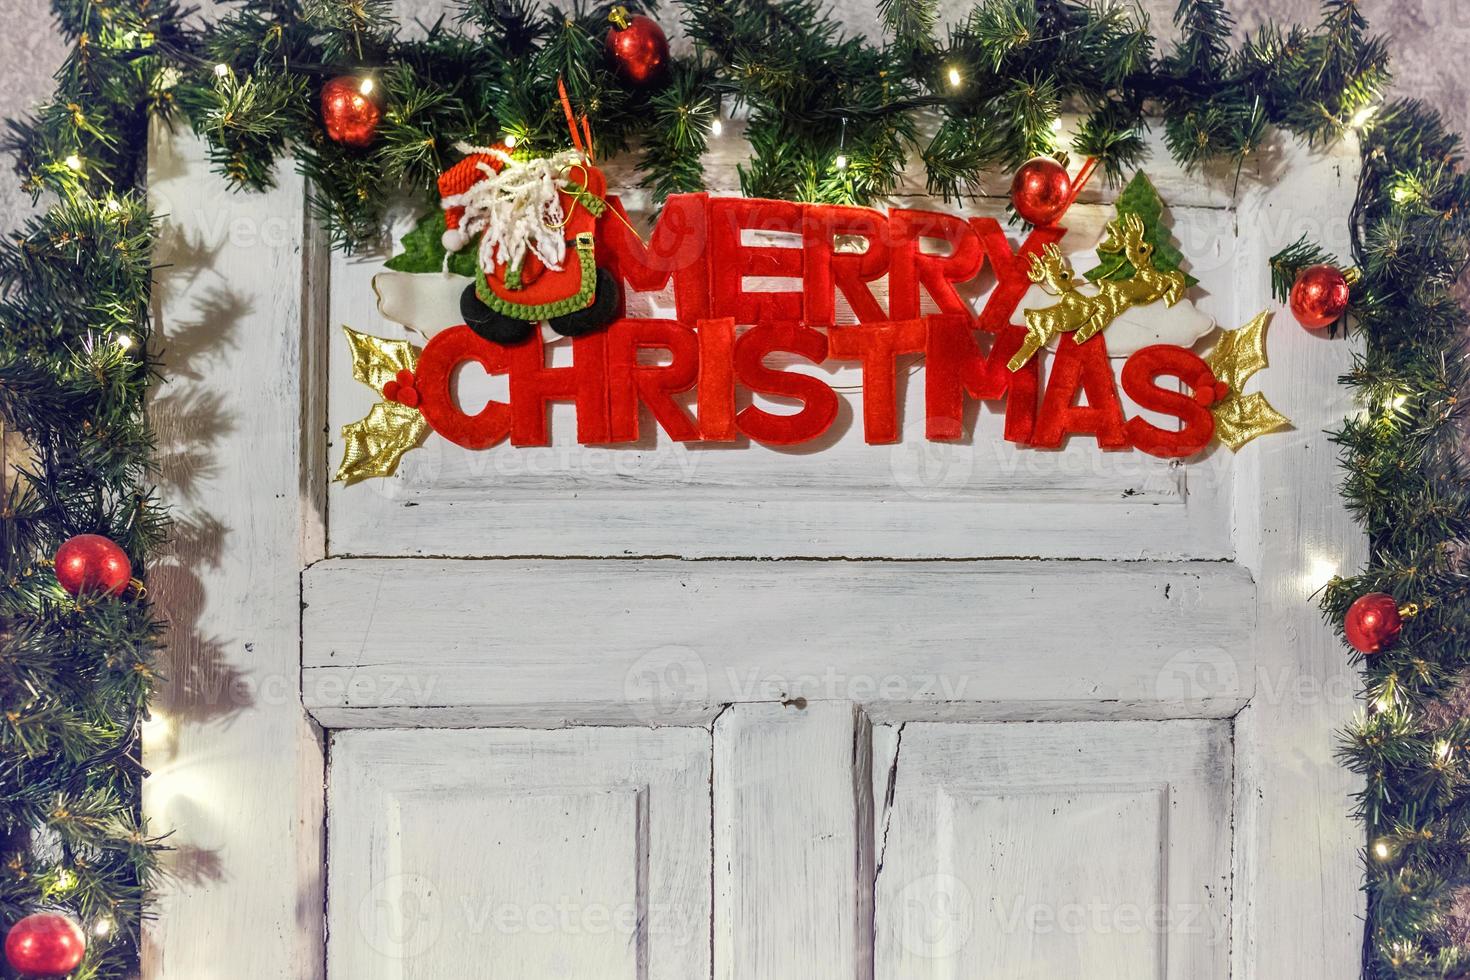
[94,917,114,938]
[1303,554,1339,593]
[358,77,375,97]
[115,333,134,351]
[1436,740,1452,760]
[946,66,962,88]
[834,154,849,170]
[141,710,172,743]
[1372,839,1392,861]
[55,869,77,892]
[1050,117,1064,133]
[711,118,724,137]
[106,198,121,213]
[63,154,83,172]
[503,133,519,149]
[213,63,230,78]
[1350,104,1380,129]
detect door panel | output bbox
[714,702,873,980]
[327,728,711,980]
[875,721,1232,980]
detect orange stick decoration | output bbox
[556,77,596,161]
[1061,156,1100,214]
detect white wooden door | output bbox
[145,54,1365,980]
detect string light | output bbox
[115,333,134,351]
[93,917,114,938]
[63,154,83,172]
[834,154,849,170]
[141,710,172,744]
[503,133,518,149]
[358,77,375,97]
[711,117,724,137]
[54,868,77,892]
[213,63,229,78]
[1050,117,1064,133]
[1371,839,1393,861]
[1350,103,1380,129]
[946,66,962,88]
[1435,740,1452,761]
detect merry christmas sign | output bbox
[337,148,1286,483]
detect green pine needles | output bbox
[0,0,1463,977]
[0,0,180,976]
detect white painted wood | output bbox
[143,128,326,975]
[713,702,873,980]
[328,727,711,980]
[874,720,1233,980]
[871,723,903,861]
[326,194,1236,561]
[140,5,1366,971]
[300,558,1257,726]
[1227,137,1366,978]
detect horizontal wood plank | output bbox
[302,557,1256,726]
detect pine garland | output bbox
[0,0,185,975]
[0,0,1463,977]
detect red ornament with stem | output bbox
[1009,154,1100,227]
[54,533,132,597]
[321,74,383,148]
[1290,263,1352,330]
[1345,592,1409,655]
[605,6,669,87]
[4,913,86,978]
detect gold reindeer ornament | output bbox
[1008,214,1189,372]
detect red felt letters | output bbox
[410,194,1223,458]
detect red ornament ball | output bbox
[1009,156,1073,226]
[321,75,383,148]
[5,913,86,978]
[1345,592,1403,655]
[54,533,131,597]
[606,6,669,87]
[1289,263,1351,330]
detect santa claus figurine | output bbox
[439,138,621,345]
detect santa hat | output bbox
[436,144,512,253]
[437,144,586,276]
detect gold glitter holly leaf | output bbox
[1205,310,1291,451]
[336,327,429,484]
[345,325,418,391]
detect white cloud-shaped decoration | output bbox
[373,270,471,338]
[1010,249,1214,357]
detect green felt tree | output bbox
[385,212,478,278]
[1084,171,1199,287]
